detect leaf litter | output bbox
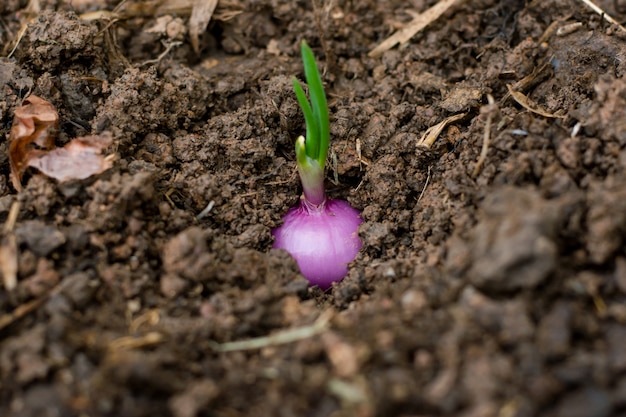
[8,95,114,191]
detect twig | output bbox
[108,332,165,351]
[369,0,459,57]
[7,25,28,59]
[6,0,40,57]
[210,310,332,352]
[578,0,626,32]
[140,40,182,66]
[0,201,21,291]
[0,297,46,330]
[417,166,431,204]
[3,200,20,234]
[472,95,496,178]
[0,270,68,331]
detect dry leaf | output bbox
[8,96,114,189]
[9,95,59,190]
[27,134,114,183]
[506,85,566,119]
[189,0,218,54]
[418,112,468,149]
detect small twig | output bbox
[1,201,21,291]
[3,201,20,233]
[0,297,45,330]
[417,166,432,204]
[369,0,460,57]
[472,95,496,179]
[210,310,332,352]
[578,0,626,32]
[140,40,182,66]
[0,271,69,331]
[7,25,28,59]
[108,332,165,351]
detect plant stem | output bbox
[293,40,330,206]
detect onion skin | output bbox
[272,198,362,289]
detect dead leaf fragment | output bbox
[506,85,566,119]
[418,112,468,149]
[8,96,114,189]
[189,0,218,54]
[9,95,59,190]
[27,134,114,183]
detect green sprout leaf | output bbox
[294,40,329,169]
[291,40,330,206]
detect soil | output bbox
[1,0,626,416]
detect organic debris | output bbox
[578,0,626,32]
[8,96,113,190]
[8,95,57,190]
[506,85,566,119]
[369,0,459,57]
[188,0,218,53]
[0,201,20,291]
[418,112,468,148]
[472,95,497,178]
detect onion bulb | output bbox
[273,198,362,289]
[273,40,362,289]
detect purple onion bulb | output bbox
[272,198,362,289]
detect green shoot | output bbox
[292,40,329,169]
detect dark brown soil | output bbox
[2,0,626,416]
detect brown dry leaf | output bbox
[189,0,218,54]
[27,134,114,183]
[418,112,468,149]
[506,84,566,119]
[9,96,59,191]
[8,96,114,189]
